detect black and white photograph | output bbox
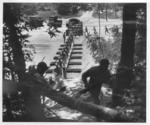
[2,1,148,122]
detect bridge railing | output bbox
[49,33,74,79]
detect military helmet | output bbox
[37,62,48,75]
[100,59,109,66]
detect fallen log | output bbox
[43,87,132,122]
[23,74,132,122]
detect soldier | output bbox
[52,62,66,90]
[66,41,71,50]
[22,62,49,121]
[64,45,69,55]
[105,25,109,35]
[63,32,66,43]
[69,31,74,44]
[63,48,69,61]
[81,59,111,104]
[22,62,68,121]
[37,62,49,77]
[93,26,97,35]
[85,26,88,38]
[115,25,119,35]
[85,26,88,33]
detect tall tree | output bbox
[113,3,146,106]
[3,3,26,82]
[120,4,137,68]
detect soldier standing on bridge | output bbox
[81,59,111,104]
[93,26,97,35]
[115,25,119,35]
[85,26,88,33]
[85,26,88,38]
[63,31,66,43]
[69,31,74,44]
[105,25,109,35]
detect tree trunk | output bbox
[22,72,133,122]
[9,25,26,81]
[120,4,137,68]
[112,4,139,106]
[43,86,131,122]
[4,4,26,82]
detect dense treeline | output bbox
[20,3,122,19]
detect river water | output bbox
[26,21,68,68]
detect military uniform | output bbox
[82,65,111,104]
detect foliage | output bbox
[85,4,146,121]
[92,3,123,19]
[3,3,25,81]
[85,30,146,121]
[3,3,36,80]
[3,3,146,122]
[114,62,146,122]
[135,7,146,63]
[3,3,37,121]
[20,3,38,15]
[57,3,93,16]
[130,6,146,122]
[57,3,76,16]
[75,3,93,11]
[86,28,122,74]
[20,3,58,20]
[27,17,44,30]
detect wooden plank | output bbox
[70,56,82,59]
[71,51,82,54]
[68,62,82,65]
[66,68,82,73]
[73,48,82,50]
[60,44,66,47]
[56,52,61,55]
[58,48,63,50]
[73,44,82,46]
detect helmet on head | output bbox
[100,59,109,67]
[37,62,48,75]
[28,65,37,75]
